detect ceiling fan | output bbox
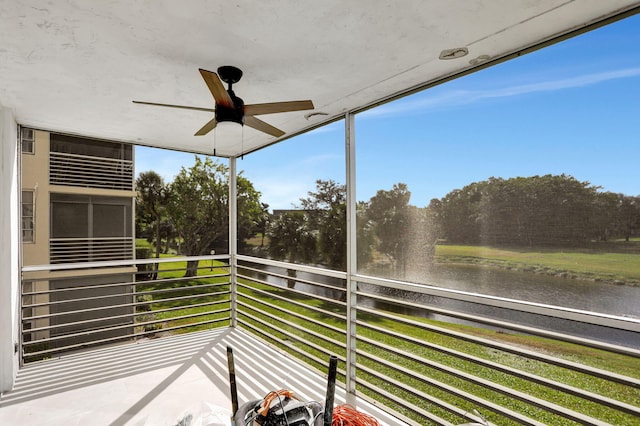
[133,66,314,138]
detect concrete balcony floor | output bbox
[0,328,404,426]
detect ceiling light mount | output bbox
[218,65,243,87]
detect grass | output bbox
[436,244,640,285]
[234,277,640,425]
[134,255,231,334]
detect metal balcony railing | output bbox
[21,256,232,362]
[49,151,133,190]
[234,255,640,426]
[49,237,135,263]
[19,255,640,426]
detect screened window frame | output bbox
[21,128,35,155]
[21,190,35,243]
[49,193,133,240]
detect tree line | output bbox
[434,174,640,246]
[136,157,640,277]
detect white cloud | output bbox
[361,67,640,119]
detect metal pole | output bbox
[229,156,238,327]
[345,112,357,405]
[323,355,338,426]
[227,346,239,423]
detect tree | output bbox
[356,201,375,268]
[616,195,640,242]
[136,171,168,261]
[237,172,266,251]
[365,183,412,276]
[166,156,262,276]
[436,174,616,247]
[267,211,317,287]
[256,202,271,247]
[299,180,347,270]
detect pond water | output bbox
[247,262,640,348]
[419,264,639,319]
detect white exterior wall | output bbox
[0,105,19,393]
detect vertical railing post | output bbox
[345,111,357,405]
[229,156,238,327]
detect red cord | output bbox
[332,404,380,426]
[257,389,297,416]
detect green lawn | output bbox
[134,256,231,334]
[237,278,640,425]
[436,244,640,285]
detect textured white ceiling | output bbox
[1,1,638,157]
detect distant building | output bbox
[20,128,136,354]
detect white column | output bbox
[0,105,19,393]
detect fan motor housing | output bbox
[215,91,245,125]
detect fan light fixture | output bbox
[215,121,243,147]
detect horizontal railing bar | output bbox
[50,237,133,242]
[237,309,342,361]
[357,345,606,426]
[23,318,229,359]
[50,167,132,176]
[357,306,640,388]
[22,276,229,297]
[238,290,346,334]
[49,168,132,176]
[24,299,230,334]
[129,284,229,301]
[49,252,132,257]
[354,273,640,332]
[357,325,640,417]
[358,355,539,425]
[50,247,133,252]
[238,291,346,335]
[19,330,226,378]
[24,308,231,347]
[358,289,640,357]
[237,254,347,280]
[236,279,347,322]
[23,290,227,321]
[22,254,231,273]
[49,168,132,178]
[237,304,345,352]
[353,389,425,426]
[49,183,132,190]
[50,151,133,163]
[355,373,471,426]
[50,169,132,177]
[237,272,345,309]
[356,363,525,426]
[133,273,231,287]
[127,308,231,332]
[237,319,340,368]
[238,263,346,294]
[50,164,133,174]
[50,177,132,183]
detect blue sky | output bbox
[136,14,640,210]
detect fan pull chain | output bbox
[241,125,244,160]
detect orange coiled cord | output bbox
[257,389,297,416]
[332,404,380,426]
